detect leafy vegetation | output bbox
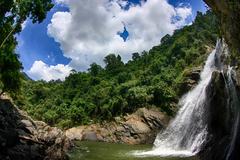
[0,0,53,95]
[18,11,219,128]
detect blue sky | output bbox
[169,0,207,15]
[17,5,70,70]
[17,0,208,81]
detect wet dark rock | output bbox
[0,97,72,160]
[199,71,229,160]
[200,1,240,160]
[200,70,240,160]
[207,71,230,134]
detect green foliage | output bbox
[19,11,219,128]
[88,63,103,76]
[0,0,53,95]
[132,52,140,61]
[104,54,124,75]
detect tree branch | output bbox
[0,26,16,49]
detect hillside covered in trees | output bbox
[17,11,219,128]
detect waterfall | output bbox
[135,39,229,157]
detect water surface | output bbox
[69,141,198,160]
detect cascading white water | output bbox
[135,40,227,157]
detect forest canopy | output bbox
[17,11,219,129]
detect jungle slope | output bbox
[17,11,219,129]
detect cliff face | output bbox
[0,96,72,160]
[200,70,239,160]
[204,0,240,56]
[201,1,240,160]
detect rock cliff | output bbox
[0,96,72,160]
[204,0,240,55]
[201,1,240,160]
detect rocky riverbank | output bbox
[66,107,170,145]
[65,67,205,145]
[0,95,72,160]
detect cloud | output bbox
[175,5,192,26]
[27,61,72,81]
[29,0,192,81]
[116,0,129,9]
[47,0,192,72]
[21,20,28,30]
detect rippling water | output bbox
[68,141,198,160]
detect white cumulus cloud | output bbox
[27,61,72,81]
[29,0,192,81]
[47,0,192,71]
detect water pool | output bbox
[68,141,198,160]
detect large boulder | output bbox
[65,126,85,141]
[65,107,169,144]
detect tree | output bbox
[104,54,124,75]
[117,72,131,83]
[132,52,140,61]
[0,50,22,95]
[88,63,103,76]
[0,0,53,95]
[160,34,171,44]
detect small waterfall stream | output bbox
[135,39,239,158]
